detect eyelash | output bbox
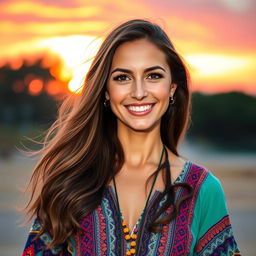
[148,73,163,79]
[113,74,130,81]
[113,73,163,82]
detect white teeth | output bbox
[127,104,153,112]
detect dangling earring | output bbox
[169,96,175,105]
[104,98,110,107]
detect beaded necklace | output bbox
[113,145,166,255]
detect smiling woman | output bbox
[105,39,176,132]
[22,19,241,256]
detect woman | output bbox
[22,19,241,255]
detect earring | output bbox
[169,96,175,105]
[104,98,110,107]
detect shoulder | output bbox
[182,160,209,187]
[187,160,209,176]
[189,161,223,190]
[186,160,227,208]
[184,160,225,196]
[168,150,209,185]
[170,151,224,195]
[184,161,230,228]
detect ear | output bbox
[105,91,110,100]
[169,83,177,97]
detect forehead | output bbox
[111,39,170,71]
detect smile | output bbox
[125,104,155,116]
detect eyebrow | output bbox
[110,65,166,75]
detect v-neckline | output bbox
[107,184,161,235]
[106,159,190,235]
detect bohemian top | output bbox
[22,160,241,256]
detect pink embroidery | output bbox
[96,205,108,255]
[79,213,94,255]
[170,163,208,255]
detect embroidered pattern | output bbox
[168,163,208,256]
[95,204,108,255]
[22,244,35,256]
[196,216,241,256]
[79,213,94,255]
[101,197,117,255]
[22,161,241,256]
[22,218,66,256]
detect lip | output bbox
[125,103,155,107]
[125,103,155,116]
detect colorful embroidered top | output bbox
[22,161,241,256]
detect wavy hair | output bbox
[24,19,192,248]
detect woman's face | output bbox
[106,39,177,132]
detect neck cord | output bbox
[113,145,166,255]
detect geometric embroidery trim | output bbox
[195,215,241,256]
[195,215,231,253]
[170,162,208,256]
[102,197,118,255]
[29,219,63,254]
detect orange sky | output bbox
[0,0,255,95]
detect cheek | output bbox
[151,83,171,100]
[107,83,128,103]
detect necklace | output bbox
[113,145,166,255]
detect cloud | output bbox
[0,0,255,94]
[1,0,255,53]
[1,1,101,19]
[217,0,254,12]
[0,20,108,36]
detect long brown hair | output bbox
[24,19,191,248]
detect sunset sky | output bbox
[1,0,255,94]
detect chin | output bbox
[127,121,160,133]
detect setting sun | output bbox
[36,35,103,93]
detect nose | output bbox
[130,79,148,100]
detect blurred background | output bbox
[0,0,255,255]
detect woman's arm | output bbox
[22,218,74,256]
[192,173,241,256]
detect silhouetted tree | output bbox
[188,92,256,151]
[0,57,66,157]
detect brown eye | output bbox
[113,74,130,81]
[147,73,163,80]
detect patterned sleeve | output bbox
[194,173,241,256]
[22,218,74,256]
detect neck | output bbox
[117,123,164,168]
